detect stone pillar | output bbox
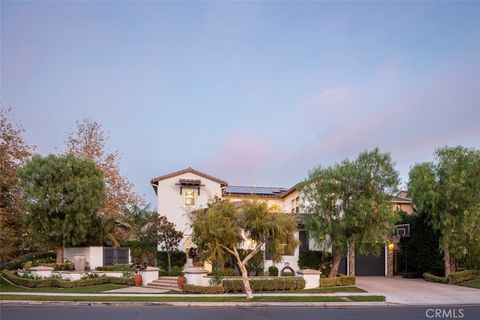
[30,266,54,278]
[387,244,394,277]
[296,269,321,289]
[140,266,160,286]
[184,267,209,286]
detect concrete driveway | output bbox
[356,276,480,305]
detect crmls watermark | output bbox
[425,308,464,319]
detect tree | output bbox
[65,119,143,219]
[191,200,298,299]
[123,205,156,241]
[19,154,106,263]
[302,148,399,277]
[0,107,33,262]
[408,146,480,277]
[145,215,183,270]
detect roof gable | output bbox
[150,167,228,186]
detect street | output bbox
[2,305,480,320]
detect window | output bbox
[185,191,195,206]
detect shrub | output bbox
[156,251,187,270]
[159,266,182,276]
[319,275,355,287]
[282,272,294,277]
[182,284,225,294]
[268,266,279,276]
[1,270,135,288]
[38,261,74,271]
[222,277,305,293]
[447,270,480,284]
[1,251,56,270]
[298,250,332,275]
[209,268,236,277]
[95,264,131,271]
[237,249,264,276]
[423,272,448,284]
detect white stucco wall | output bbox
[155,172,223,251]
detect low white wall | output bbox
[64,247,91,265]
[89,247,104,270]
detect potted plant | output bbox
[133,264,143,286]
[188,247,203,267]
[177,271,186,289]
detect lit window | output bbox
[185,191,195,206]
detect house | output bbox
[150,167,414,276]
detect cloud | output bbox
[202,133,274,184]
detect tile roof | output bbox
[150,167,228,186]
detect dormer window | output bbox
[185,191,195,206]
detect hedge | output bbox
[268,266,279,276]
[182,284,225,294]
[1,270,135,288]
[1,252,56,270]
[423,272,448,284]
[156,251,187,270]
[209,268,236,277]
[96,264,131,271]
[319,275,355,287]
[447,270,480,284]
[222,277,305,293]
[159,266,182,276]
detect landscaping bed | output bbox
[1,270,134,288]
[0,278,128,293]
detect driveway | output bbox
[356,276,480,305]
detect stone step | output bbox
[150,279,178,284]
[147,283,179,290]
[147,277,180,290]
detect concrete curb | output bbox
[0,300,389,308]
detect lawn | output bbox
[0,278,129,293]
[461,279,480,289]
[0,294,385,303]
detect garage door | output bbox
[338,248,385,276]
[355,250,385,276]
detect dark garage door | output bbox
[103,247,129,266]
[338,248,385,276]
[355,250,385,276]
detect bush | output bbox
[182,284,225,294]
[156,251,187,270]
[282,272,294,277]
[237,249,264,276]
[447,270,480,284]
[37,261,74,271]
[96,264,131,271]
[319,275,355,287]
[423,272,448,284]
[222,277,305,293]
[268,266,278,276]
[298,251,332,275]
[1,252,56,270]
[159,266,182,276]
[209,268,236,277]
[1,270,135,288]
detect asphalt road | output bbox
[2,305,480,320]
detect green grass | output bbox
[0,278,129,293]
[461,279,480,289]
[0,294,385,303]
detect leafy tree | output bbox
[123,205,156,241]
[65,119,143,220]
[144,215,183,270]
[191,199,298,299]
[0,107,33,262]
[408,146,480,277]
[396,211,443,277]
[302,148,399,276]
[19,154,106,263]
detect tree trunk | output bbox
[348,240,355,276]
[443,243,455,277]
[55,247,64,264]
[167,251,172,271]
[238,261,254,299]
[329,250,341,278]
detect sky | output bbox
[2,1,479,206]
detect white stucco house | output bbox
[150,167,413,276]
